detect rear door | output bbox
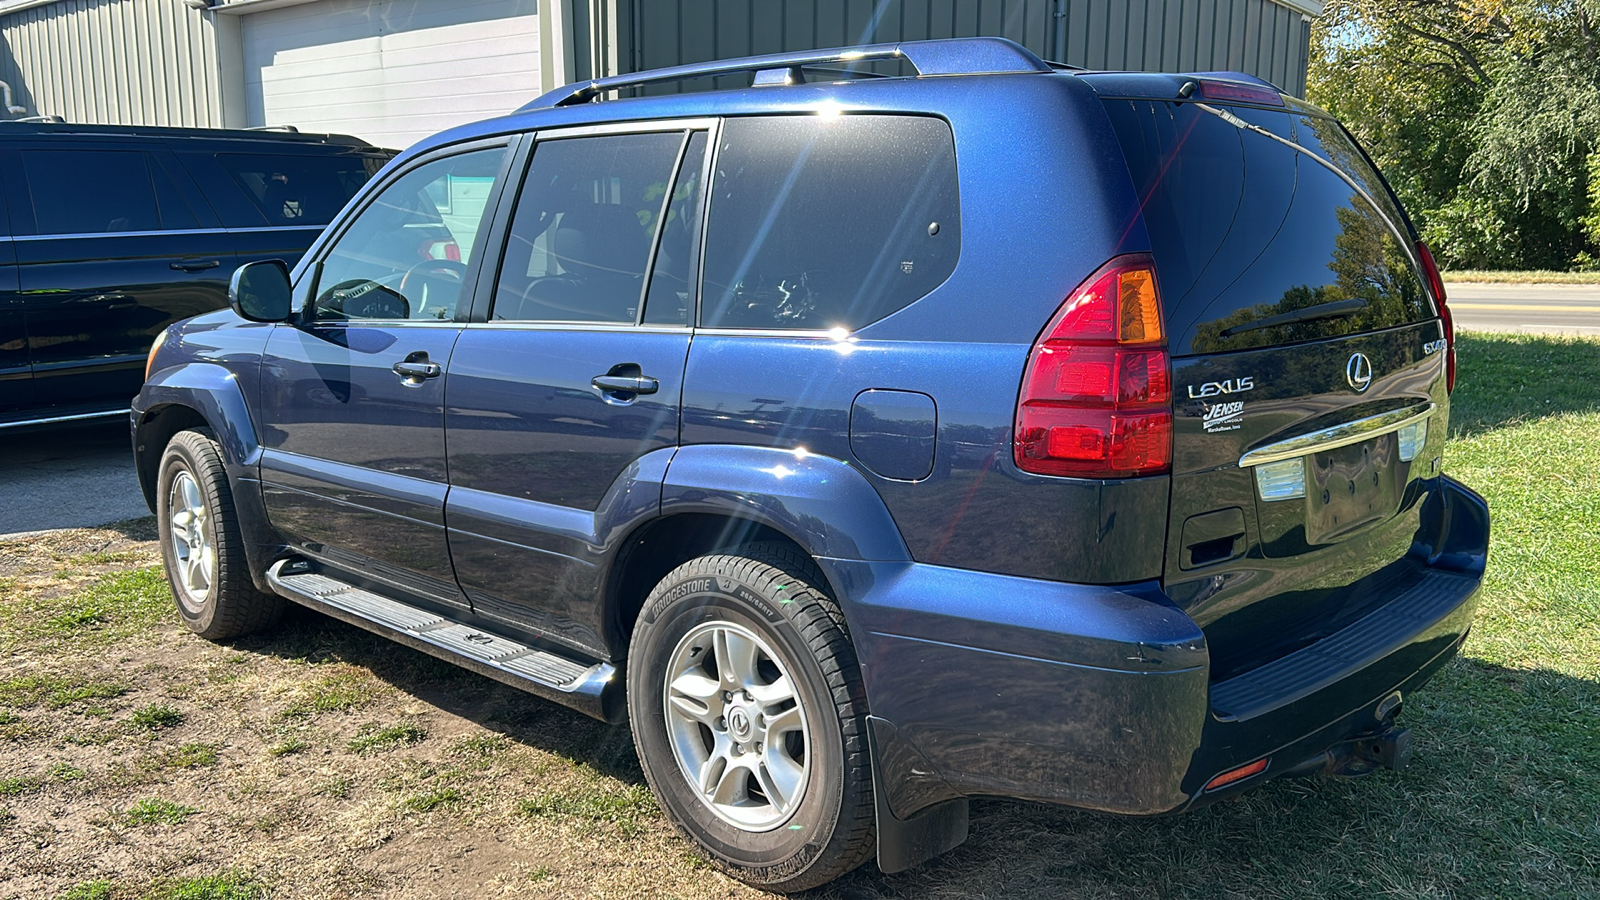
[444,123,709,657]
[1101,97,1448,682]
[5,141,230,410]
[258,140,512,610]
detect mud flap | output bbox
[868,720,969,873]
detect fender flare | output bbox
[659,444,911,564]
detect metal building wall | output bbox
[625,0,1313,97]
[0,0,222,126]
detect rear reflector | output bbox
[1015,255,1172,479]
[1414,241,1454,393]
[1204,757,1270,791]
[1254,458,1306,501]
[1197,79,1285,107]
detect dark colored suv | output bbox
[0,122,392,430]
[132,39,1490,891]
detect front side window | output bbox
[700,115,961,331]
[311,146,505,322]
[491,131,687,324]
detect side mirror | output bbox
[229,260,293,323]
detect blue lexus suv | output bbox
[133,38,1490,891]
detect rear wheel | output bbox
[156,428,283,640]
[627,543,875,891]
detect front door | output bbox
[446,125,710,655]
[0,215,26,417]
[259,142,512,609]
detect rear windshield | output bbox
[216,152,387,227]
[1102,100,1432,356]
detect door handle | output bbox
[170,259,222,272]
[393,352,442,386]
[591,374,659,395]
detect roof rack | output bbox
[523,36,1051,110]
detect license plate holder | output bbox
[1304,434,1401,545]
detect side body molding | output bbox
[660,445,912,564]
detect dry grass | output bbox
[1442,269,1600,284]
[1,335,1597,898]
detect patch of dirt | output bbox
[0,521,774,899]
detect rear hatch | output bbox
[1096,85,1451,682]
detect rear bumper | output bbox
[824,475,1488,819]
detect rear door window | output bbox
[21,150,162,235]
[1102,100,1430,355]
[491,131,686,324]
[700,114,960,331]
[215,153,386,227]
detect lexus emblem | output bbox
[1346,352,1374,392]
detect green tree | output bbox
[1309,0,1600,270]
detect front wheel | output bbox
[156,428,283,640]
[627,543,875,892]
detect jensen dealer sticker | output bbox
[1202,400,1245,433]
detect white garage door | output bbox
[242,0,540,152]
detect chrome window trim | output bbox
[0,408,127,430]
[465,321,688,335]
[528,118,719,143]
[1238,401,1437,468]
[12,224,326,241]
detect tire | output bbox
[627,543,875,892]
[156,428,284,640]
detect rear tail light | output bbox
[1414,241,1454,393]
[1015,255,1173,478]
[420,238,462,262]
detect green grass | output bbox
[58,881,114,900]
[0,675,128,711]
[400,786,463,813]
[0,775,43,797]
[0,567,170,651]
[266,736,307,757]
[1443,269,1600,284]
[346,722,426,755]
[165,743,218,769]
[146,872,263,900]
[516,781,657,837]
[121,798,198,827]
[278,671,383,719]
[128,704,185,731]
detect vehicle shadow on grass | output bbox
[1449,333,1600,438]
[230,601,1599,899]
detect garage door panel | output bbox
[243,0,539,151]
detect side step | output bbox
[266,560,624,722]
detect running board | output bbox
[266,560,624,722]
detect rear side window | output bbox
[700,115,960,331]
[22,150,161,234]
[1102,100,1430,355]
[215,153,386,226]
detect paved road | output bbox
[0,421,152,540]
[1445,282,1600,336]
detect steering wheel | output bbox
[400,259,468,319]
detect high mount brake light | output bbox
[1197,79,1285,107]
[1014,255,1173,479]
[1415,241,1455,393]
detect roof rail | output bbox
[522,37,1050,110]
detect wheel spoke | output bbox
[716,627,761,689]
[763,704,803,738]
[757,748,804,812]
[181,476,201,513]
[748,674,795,709]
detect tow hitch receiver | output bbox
[1288,725,1414,778]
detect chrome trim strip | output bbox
[1238,402,1436,468]
[12,224,325,241]
[0,408,128,429]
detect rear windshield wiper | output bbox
[1219,298,1366,337]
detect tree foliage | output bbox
[1309,0,1600,270]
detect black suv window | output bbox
[492,131,687,324]
[311,146,506,322]
[22,149,162,235]
[1102,100,1431,355]
[700,115,960,331]
[216,153,386,227]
